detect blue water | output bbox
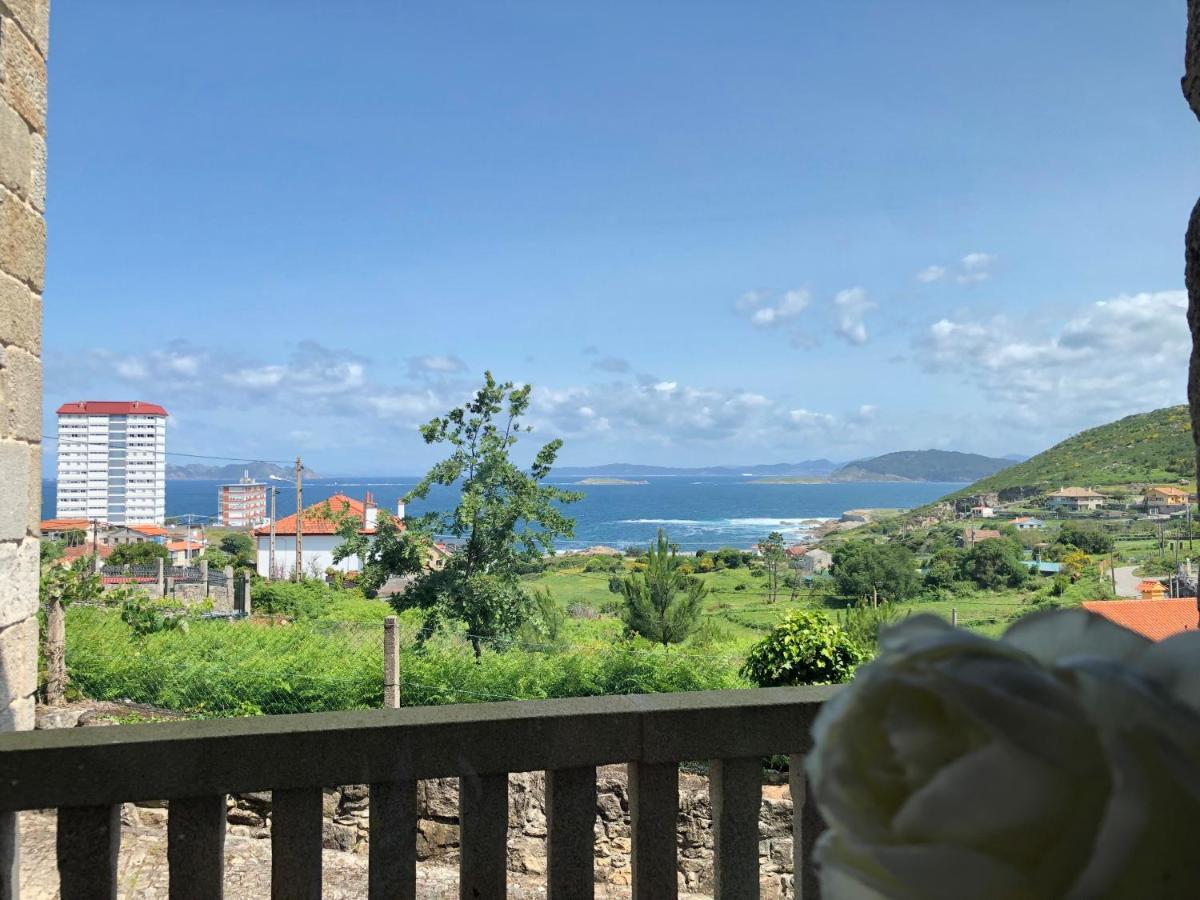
[41,477,962,550]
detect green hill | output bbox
[948,406,1194,500]
[835,450,1014,483]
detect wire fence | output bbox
[59,605,747,720]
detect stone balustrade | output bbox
[0,685,834,899]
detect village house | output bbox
[39,518,96,545]
[1144,485,1190,516]
[1045,486,1106,512]
[254,493,387,579]
[797,548,832,574]
[969,506,995,518]
[1010,516,1045,530]
[959,527,1003,548]
[167,539,206,566]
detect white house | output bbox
[255,493,396,579]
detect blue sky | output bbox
[43,1,1196,473]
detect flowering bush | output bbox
[808,609,1200,898]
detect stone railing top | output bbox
[0,686,835,812]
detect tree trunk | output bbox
[45,598,67,706]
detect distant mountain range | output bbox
[166,462,320,481]
[554,460,841,479]
[556,450,1016,483]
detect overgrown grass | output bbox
[65,606,746,717]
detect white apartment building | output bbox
[218,471,268,528]
[56,401,168,525]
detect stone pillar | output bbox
[0,0,49,895]
[242,577,251,616]
[1187,0,1200,489]
[223,565,234,612]
[156,557,165,597]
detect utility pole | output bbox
[295,456,303,581]
[269,487,278,580]
[91,517,98,567]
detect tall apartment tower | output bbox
[218,471,268,528]
[55,401,168,525]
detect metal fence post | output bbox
[384,616,400,709]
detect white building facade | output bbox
[56,401,168,525]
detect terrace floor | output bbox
[19,811,714,899]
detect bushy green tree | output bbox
[923,547,965,590]
[831,541,919,605]
[200,547,232,569]
[109,541,169,566]
[218,532,256,567]
[962,537,1029,589]
[619,529,707,649]
[1055,522,1114,554]
[337,373,580,658]
[741,610,864,686]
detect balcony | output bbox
[0,686,833,899]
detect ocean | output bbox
[42,477,961,550]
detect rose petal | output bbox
[1004,608,1150,667]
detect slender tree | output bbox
[336,373,580,657]
[620,529,707,649]
[758,531,787,603]
[39,558,104,706]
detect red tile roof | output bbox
[62,544,111,562]
[56,401,168,416]
[40,518,93,532]
[253,494,385,537]
[1081,599,1199,641]
[167,540,205,552]
[127,524,169,537]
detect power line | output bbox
[43,434,291,465]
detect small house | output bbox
[1046,487,1105,512]
[1144,486,1190,516]
[798,548,832,574]
[959,528,1002,548]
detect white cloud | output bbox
[653,381,677,393]
[917,252,997,286]
[917,290,1186,429]
[737,289,810,328]
[832,287,876,345]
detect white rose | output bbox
[808,608,1200,899]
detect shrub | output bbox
[583,556,621,573]
[252,580,333,618]
[109,542,170,566]
[1056,522,1114,555]
[741,610,864,687]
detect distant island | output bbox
[166,461,320,481]
[577,477,648,486]
[561,450,1016,484]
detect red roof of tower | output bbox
[56,401,168,416]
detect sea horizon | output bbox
[41,476,964,551]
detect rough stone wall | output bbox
[128,768,797,898]
[1187,1,1200,492]
[0,0,47,894]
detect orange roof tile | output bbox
[1081,599,1199,641]
[40,518,93,532]
[167,540,205,551]
[253,493,385,537]
[126,524,169,537]
[62,544,111,562]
